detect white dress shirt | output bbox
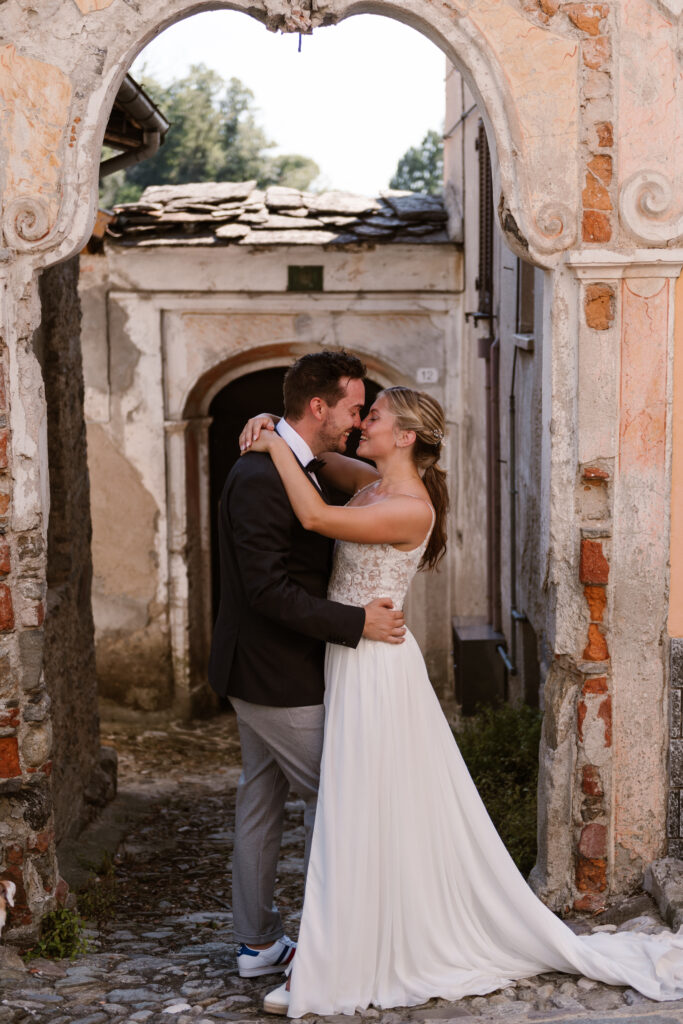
[276,419,321,489]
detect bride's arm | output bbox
[316,452,379,495]
[238,413,379,495]
[247,433,431,546]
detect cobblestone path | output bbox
[3,712,683,1024]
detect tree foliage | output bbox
[389,129,444,196]
[101,65,320,207]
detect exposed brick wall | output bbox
[0,282,60,941]
[515,0,615,245]
[573,461,612,913]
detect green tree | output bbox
[389,129,444,196]
[101,65,320,205]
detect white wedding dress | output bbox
[287,527,683,1018]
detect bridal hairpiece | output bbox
[432,429,444,442]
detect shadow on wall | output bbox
[38,257,116,845]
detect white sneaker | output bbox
[236,935,296,978]
[264,980,290,1015]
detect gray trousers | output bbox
[230,697,324,945]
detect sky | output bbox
[130,12,447,197]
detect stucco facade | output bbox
[0,0,681,937]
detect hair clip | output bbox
[432,429,444,442]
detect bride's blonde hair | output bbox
[380,386,448,571]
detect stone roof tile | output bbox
[108,180,455,249]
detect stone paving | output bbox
[3,711,683,1024]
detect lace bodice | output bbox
[328,526,432,610]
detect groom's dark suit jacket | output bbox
[208,451,365,707]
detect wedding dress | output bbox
[287,526,683,1018]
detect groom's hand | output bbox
[362,598,406,644]
[239,414,277,452]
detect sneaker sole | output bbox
[238,964,291,978]
[263,996,289,1015]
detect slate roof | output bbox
[107,181,453,247]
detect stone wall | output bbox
[36,258,114,847]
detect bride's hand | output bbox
[239,414,277,452]
[243,430,278,455]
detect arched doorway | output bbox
[208,368,382,619]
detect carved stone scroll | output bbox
[619,171,683,246]
[3,197,51,252]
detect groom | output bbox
[208,350,405,979]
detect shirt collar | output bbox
[276,418,316,469]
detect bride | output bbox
[244,386,683,1018]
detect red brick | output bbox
[583,172,611,211]
[0,431,9,471]
[582,465,609,482]
[566,2,608,35]
[579,822,607,858]
[598,695,612,746]
[588,155,613,184]
[0,493,10,516]
[584,586,607,623]
[0,736,20,777]
[584,283,615,330]
[582,764,603,796]
[0,365,7,412]
[596,121,613,147]
[577,700,587,742]
[6,844,23,865]
[0,707,19,729]
[576,855,607,891]
[28,829,54,853]
[0,538,11,576]
[583,623,609,661]
[0,583,14,631]
[580,539,609,584]
[582,210,612,243]
[582,675,608,695]
[574,892,606,912]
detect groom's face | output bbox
[317,376,365,453]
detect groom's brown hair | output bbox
[283,350,366,420]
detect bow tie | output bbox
[305,457,326,475]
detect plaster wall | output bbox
[443,71,488,625]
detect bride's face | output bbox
[357,395,398,460]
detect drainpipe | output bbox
[99,75,170,180]
[508,344,519,674]
[489,336,502,634]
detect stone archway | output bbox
[1,0,682,936]
[5,0,581,270]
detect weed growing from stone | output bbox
[454,703,542,878]
[24,908,88,961]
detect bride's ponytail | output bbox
[381,387,449,570]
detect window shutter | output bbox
[476,119,494,316]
